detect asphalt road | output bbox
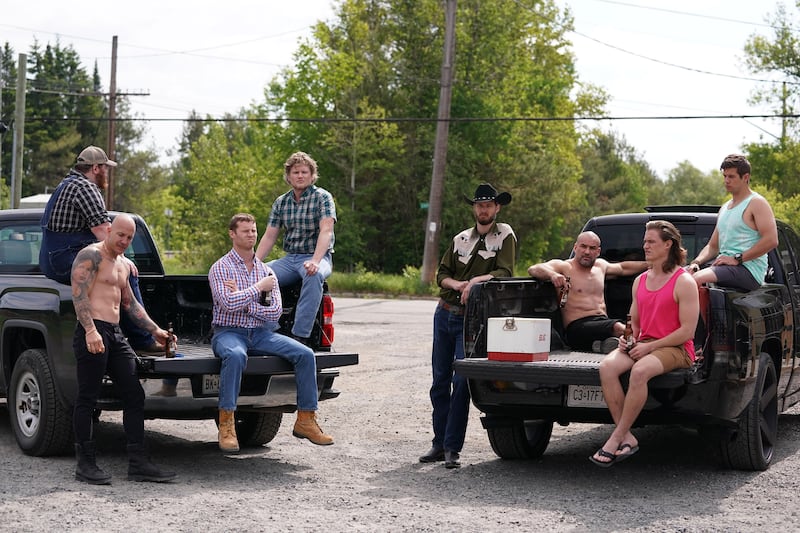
[1,297,799,532]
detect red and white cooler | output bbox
[487,317,550,362]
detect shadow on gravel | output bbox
[363,414,800,532]
[0,407,309,498]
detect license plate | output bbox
[202,374,220,395]
[567,385,607,408]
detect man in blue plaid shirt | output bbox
[211,213,333,453]
[256,152,336,345]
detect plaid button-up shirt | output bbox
[45,170,110,232]
[209,249,282,329]
[267,185,337,254]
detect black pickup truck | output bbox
[0,208,358,456]
[455,206,800,471]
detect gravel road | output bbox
[1,297,800,532]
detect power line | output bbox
[589,0,786,31]
[22,113,794,124]
[516,0,797,86]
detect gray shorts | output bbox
[712,265,761,291]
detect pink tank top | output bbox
[636,269,695,361]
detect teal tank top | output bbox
[717,193,767,284]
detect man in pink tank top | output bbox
[590,220,699,467]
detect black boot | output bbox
[127,443,176,482]
[75,442,112,485]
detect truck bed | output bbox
[455,350,695,389]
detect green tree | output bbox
[661,161,726,206]
[23,40,107,196]
[743,2,800,141]
[576,130,658,219]
[244,0,607,273]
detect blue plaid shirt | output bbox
[209,249,282,329]
[267,185,337,254]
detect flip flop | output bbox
[615,442,640,462]
[589,448,617,468]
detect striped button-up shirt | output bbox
[267,185,337,254]
[209,249,282,329]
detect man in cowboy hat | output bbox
[420,183,516,469]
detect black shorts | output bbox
[712,265,761,291]
[564,315,619,352]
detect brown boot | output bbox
[218,409,240,453]
[293,410,334,446]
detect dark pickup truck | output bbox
[455,206,800,470]
[0,208,358,456]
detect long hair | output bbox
[645,220,687,273]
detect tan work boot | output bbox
[293,410,334,446]
[218,409,240,453]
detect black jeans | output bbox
[73,320,145,444]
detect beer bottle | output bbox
[624,314,634,351]
[165,322,177,358]
[559,276,571,308]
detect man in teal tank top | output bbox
[688,154,777,291]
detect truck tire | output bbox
[719,353,778,471]
[214,411,283,447]
[487,419,553,460]
[9,349,73,456]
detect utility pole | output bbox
[10,53,26,209]
[0,78,4,204]
[106,36,118,209]
[420,0,457,284]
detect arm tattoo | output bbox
[71,248,102,332]
[123,283,158,332]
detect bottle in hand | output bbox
[165,322,177,358]
[259,290,271,306]
[624,314,634,351]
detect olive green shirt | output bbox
[437,221,516,305]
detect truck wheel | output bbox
[487,419,553,459]
[719,353,778,471]
[9,349,73,456]
[215,411,283,447]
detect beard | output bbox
[476,213,496,226]
[95,173,108,190]
[577,255,596,268]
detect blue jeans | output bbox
[429,305,470,453]
[268,252,332,338]
[211,326,318,411]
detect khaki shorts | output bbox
[639,338,692,372]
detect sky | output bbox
[0,0,791,181]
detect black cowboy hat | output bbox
[463,183,512,206]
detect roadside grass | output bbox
[162,258,439,298]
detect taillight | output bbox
[320,295,334,346]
